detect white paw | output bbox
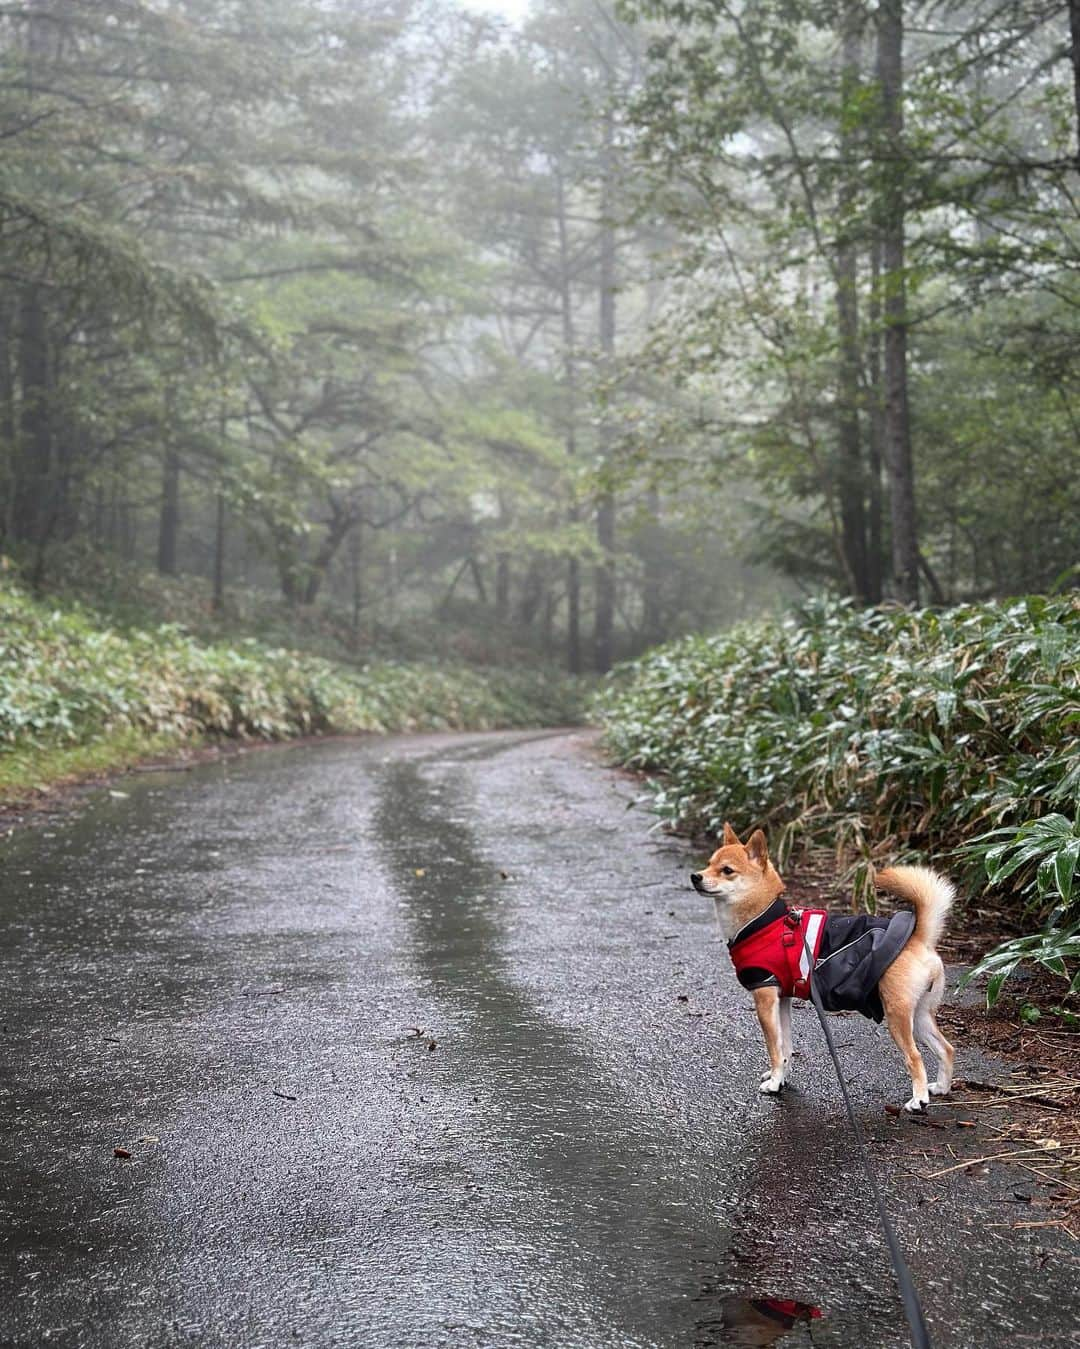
[928,1080,950,1097]
[759,1074,785,1095]
[902,1096,928,1113]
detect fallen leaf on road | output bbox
[427,1040,437,1051]
[114,1147,132,1159]
[676,995,689,1003]
[884,1104,901,1116]
[414,868,426,877]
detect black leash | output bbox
[807,967,933,1349]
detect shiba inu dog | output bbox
[691,823,956,1112]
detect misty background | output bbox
[1,0,1078,680]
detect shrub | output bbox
[0,581,586,766]
[595,593,1080,997]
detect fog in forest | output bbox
[2,0,1078,681]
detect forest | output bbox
[2,0,1076,669]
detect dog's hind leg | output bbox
[881,980,930,1111]
[916,961,954,1097]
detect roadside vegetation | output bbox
[595,593,1080,1004]
[0,577,585,805]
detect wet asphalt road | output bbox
[0,729,1077,1349]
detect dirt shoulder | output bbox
[783,858,1080,1241]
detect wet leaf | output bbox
[113,1146,132,1159]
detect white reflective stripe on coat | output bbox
[799,912,826,983]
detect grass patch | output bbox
[0,727,193,806]
[0,577,586,806]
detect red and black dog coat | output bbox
[727,897,916,1022]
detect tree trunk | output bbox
[12,12,55,558]
[212,491,226,612]
[157,446,180,575]
[349,517,363,650]
[567,554,581,674]
[517,560,544,627]
[555,165,583,676]
[275,530,301,605]
[1069,0,1080,169]
[867,239,885,604]
[467,555,487,605]
[877,0,920,604]
[641,485,664,648]
[593,109,617,673]
[541,590,556,651]
[0,297,15,546]
[836,1,869,602]
[13,286,52,548]
[495,553,510,622]
[121,499,137,561]
[302,510,353,605]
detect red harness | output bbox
[729,905,829,1000]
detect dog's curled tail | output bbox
[874,865,955,950]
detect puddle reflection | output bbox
[699,1295,823,1345]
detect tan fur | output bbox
[691,826,956,1110]
[875,864,955,948]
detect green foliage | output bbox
[0,579,585,797]
[959,923,1080,1009]
[594,592,1080,918]
[959,813,1080,916]
[957,809,1080,1005]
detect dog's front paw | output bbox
[928,1080,950,1097]
[759,1074,785,1095]
[902,1096,928,1113]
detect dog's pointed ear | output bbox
[722,821,739,847]
[745,829,769,870]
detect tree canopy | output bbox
[1,0,1077,671]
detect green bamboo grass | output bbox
[595,593,1080,1001]
[0,581,585,803]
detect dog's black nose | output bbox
[690,872,702,886]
